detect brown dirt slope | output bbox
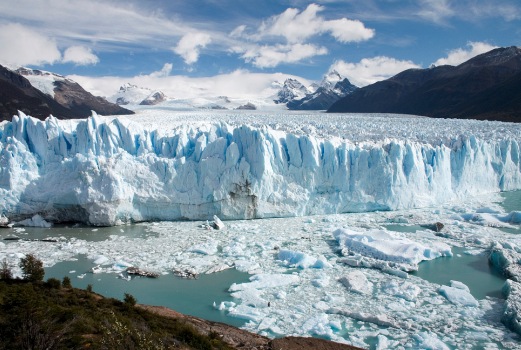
[139,305,364,350]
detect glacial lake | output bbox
[1,190,519,337]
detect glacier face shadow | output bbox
[1,112,521,226]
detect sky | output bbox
[0,0,520,99]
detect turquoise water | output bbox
[498,190,521,235]
[386,222,507,299]
[0,223,155,241]
[500,190,521,213]
[45,255,250,328]
[410,247,506,299]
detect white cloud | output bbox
[148,63,173,78]
[62,46,99,65]
[230,25,247,38]
[173,32,212,65]
[433,42,498,66]
[0,23,61,66]
[417,0,454,24]
[321,18,375,43]
[330,56,421,87]
[69,69,312,101]
[257,3,374,44]
[238,43,328,68]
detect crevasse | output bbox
[1,112,520,226]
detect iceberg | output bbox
[334,227,452,270]
[1,112,521,226]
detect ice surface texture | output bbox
[1,112,521,225]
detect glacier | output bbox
[1,111,521,226]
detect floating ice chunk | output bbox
[502,279,521,335]
[312,273,330,288]
[93,255,109,265]
[227,304,264,322]
[277,249,325,269]
[439,285,479,307]
[205,264,231,274]
[334,228,452,268]
[504,211,521,224]
[414,332,450,350]
[375,335,389,350]
[300,314,334,339]
[233,259,260,273]
[329,308,401,328]
[214,301,236,311]
[189,239,219,255]
[488,242,521,280]
[381,279,421,301]
[450,280,470,293]
[14,214,52,228]
[339,270,373,295]
[212,215,225,230]
[460,212,518,228]
[229,273,300,291]
[113,260,133,271]
[313,255,332,268]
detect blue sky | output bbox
[0,0,520,96]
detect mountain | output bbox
[273,78,310,104]
[111,83,167,106]
[0,65,132,122]
[328,46,521,122]
[287,71,357,110]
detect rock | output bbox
[126,266,159,278]
[236,102,256,110]
[173,268,198,279]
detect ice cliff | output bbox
[1,112,521,226]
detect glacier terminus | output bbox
[1,110,521,226]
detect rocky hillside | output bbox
[0,65,132,121]
[328,46,521,122]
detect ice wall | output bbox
[1,112,521,226]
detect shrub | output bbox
[123,293,137,307]
[0,259,12,280]
[19,254,45,282]
[46,278,61,289]
[62,276,72,288]
[86,284,93,292]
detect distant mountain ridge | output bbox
[0,65,132,121]
[111,83,167,106]
[275,70,358,110]
[328,46,521,122]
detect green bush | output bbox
[19,254,44,282]
[62,276,72,288]
[123,292,137,307]
[46,278,61,289]
[0,259,12,280]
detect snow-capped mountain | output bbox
[287,71,358,110]
[111,83,167,106]
[0,65,132,121]
[273,78,311,104]
[15,67,69,98]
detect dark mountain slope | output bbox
[0,65,132,121]
[328,46,521,122]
